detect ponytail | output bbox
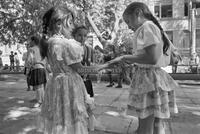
[145,14,170,55]
[40,7,55,59]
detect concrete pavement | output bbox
[0,74,200,134]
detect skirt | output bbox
[29,68,47,86]
[127,64,178,119]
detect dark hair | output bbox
[72,25,88,37]
[41,6,75,58]
[123,2,170,55]
[30,36,40,45]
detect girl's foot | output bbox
[115,85,122,88]
[33,102,42,108]
[106,82,114,87]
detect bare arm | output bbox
[109,44,161,65]
[69,62,104,75]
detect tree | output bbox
[0,0,131,47]
[0,0,67,46]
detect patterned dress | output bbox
[127,21,178,119]
[38,34,90,134]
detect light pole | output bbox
[189,0,197,63]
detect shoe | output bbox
[115,85,122,88]
[33,102,42,108]
[29,99,38,103]
[106,83,114,87]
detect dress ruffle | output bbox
[130,64,179,94]
[127,64,178,119]
[38,73,91,134]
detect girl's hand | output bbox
[97,63,110,71]
[108,56,124,65]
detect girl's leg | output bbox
[34,84,44,107]
[137,115,155,134]
[26,76,31,91]
[153,118,165,134]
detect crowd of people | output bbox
[0,51,21,72]
[4,2,182,134]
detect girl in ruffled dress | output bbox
[38,6,104,134]
[103,2,179,134]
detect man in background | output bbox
[9,51,15,71]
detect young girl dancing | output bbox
[103,2,178,134]
[38,6,105,134]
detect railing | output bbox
[0,65,200,80]
[0,66,24,74]
[170,64,199,74]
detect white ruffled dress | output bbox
[38,35,93,134]
[127,21,178,119]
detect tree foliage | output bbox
[0,0,133,46]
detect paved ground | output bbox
[0,74,200,134]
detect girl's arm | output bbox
[69,62,106,75]
[109,45,161,65]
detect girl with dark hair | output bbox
[73,26,94,97]
[27,35,47,108]
[73,26,97,131]
[38,6,105,134]
[101,2,179,134]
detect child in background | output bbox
[102,2,178,134]
[72,26,94,98]
[72,26,96,131]
[9,51,15,71]
[14,52,20,71]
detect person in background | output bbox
[27,36,47,108]
[14,52,20,72]
[115,44,127,88]
[9,51,15,71]
[103,44,116,87]
[94,45,104,83]
[22,43,31,91]
[72,26,94,98]
[73,25,97,131]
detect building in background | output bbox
[149,0,200,58]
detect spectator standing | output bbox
[9,51,15,71]
[27,36,47,108]
[22,44,31,91]
[14,52,20,71]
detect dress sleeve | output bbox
[62,39,83,65]
[136,22,162,49]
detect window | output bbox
[184,2,188,16]
[154,4,172,18]
[184,1,200,16]
[154,5,160,18]
[161,5,172,18]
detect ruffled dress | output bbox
[127,21,178,119]
[38,35,91,134]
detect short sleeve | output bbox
[62,39,83,65]
[136,22,162,49]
